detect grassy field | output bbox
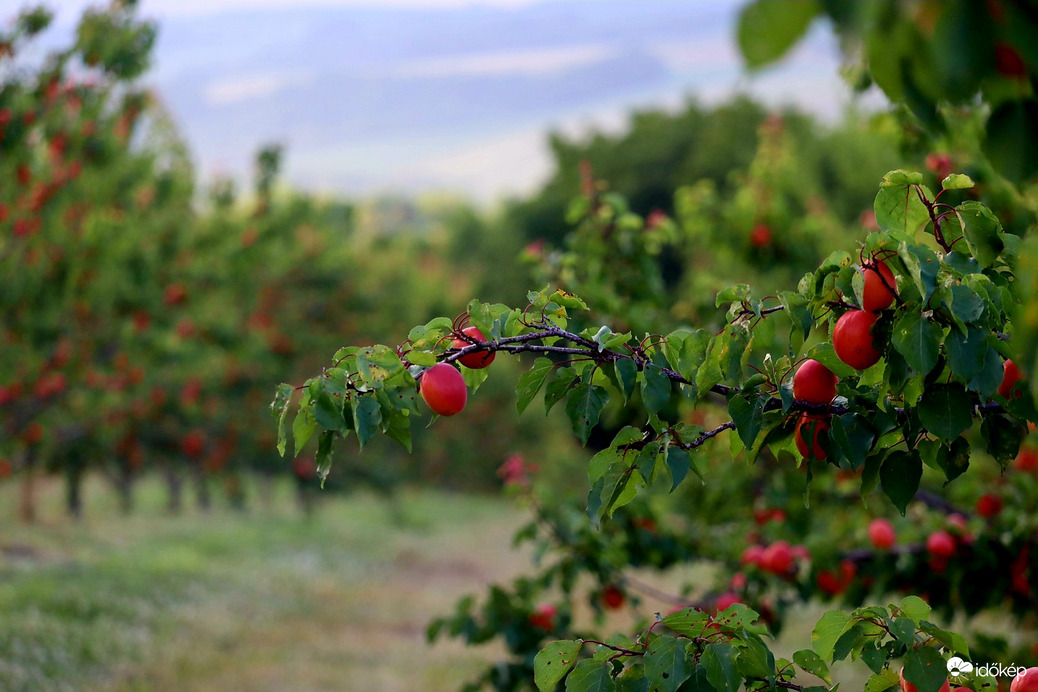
[0,474,891,691]
[0,475,533,692]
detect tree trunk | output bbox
[18,448,37,524]
[65,454,85,520]
[166,466,183,514]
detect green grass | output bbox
[0,475,528,691]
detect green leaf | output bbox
[714,283,751,307]
[918,384,973,440]
[958,201,1004,268]
[941,173,974,190]
[728,393,765,449]
[903,646,951,692]
[641,363,672,415]
[310,378,347,435]
[736,635,775,680]
[983,98,1038,185]
[891,312,942,376]
[566,658,616,692]
[660,607,709,638]
[352,395,382,448]
[614,358,640,402]
[888,617,917,646]
[829,413,875,471]
[900,244,941,305]
[407,350,437,367]
[516,357,554,415]
[737,0,819,69]
[665,448,691,491]
[935,436,971,483]
[702,643,739,692]
[864,669,900,692]
[535,640,583,692]
[897,596,932,624]
[291,404,317,456]
[315,430,336,485]
[805,342,857,378]
[945,327,986,381]
[875,180,930,235]
[644,635,690,691]
[545,367,576,413]
[780,290,814,343]
[948,284,985,325]
[880,451,922,516]
[812,610,852,661]
[271,383,294,456]
[566,383,610,445]
[793,650,832,685]
[981,413,1026,465]
[713,603,768,635]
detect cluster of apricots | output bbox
[418,326,495,417]
[793,257,1023,461]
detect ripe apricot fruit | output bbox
[867,518,896,550]
[1011,668,1038,692]
[998,359,1022,398]
[420,363,467,416]
[793,359,837,404]
[833,310,881,370]
[862,259,897,312]
[900,668,950,692]
[453,326,495,369]
[795,414,829,460]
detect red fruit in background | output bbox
[761,541,794,575]
[750,223,772,248]
[175,318,195,338]
[867,518,896,550]
[181,430,205,459]
[793,359,837,404]
[528,604,557,631]
[795,414,829,460]
[926,530,956,559]
[833,310,882,370]
[420,363,467,416]
[998,359,1022,398]
[816,570,844,596]
[0,203,8,222]
[0,458,12,478]
[600,584,625,610]
[714,592,741,612]
[292,456,318,480]
[16,164,30,185]
[133,311,150,332]
[22,422,44,445]
[181,378,203,407]
[1015,446,1038,472]
[453,326,495,369]
[900,668,950,692]
[862,260,897,312]
[164,283,187,305]
[1011,669,1038,692]
[740,545,764,566]
[975,493,1003,518]
[995,42,1028,79]
[925,152,953,181]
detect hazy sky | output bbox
[1,0,874,200]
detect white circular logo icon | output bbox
[947,657,974,676]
